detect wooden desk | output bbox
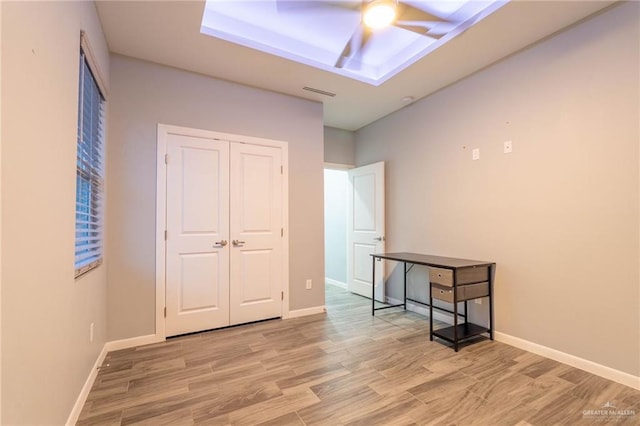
[370,252,495,351]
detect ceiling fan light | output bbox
[363,0,397,29]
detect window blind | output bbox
[75,50,105,277]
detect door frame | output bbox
[155,124,290,339]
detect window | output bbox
[75,46,105,277]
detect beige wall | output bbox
[356,2,639,376]
[1,1,110,424]
[0,2,3,421]
[324,126,355,165]
[107,55,325,340]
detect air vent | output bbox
[303,86,336,97]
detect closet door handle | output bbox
[213,240,228,247]
[232,240,246,246]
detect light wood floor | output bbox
[78,285,640,425]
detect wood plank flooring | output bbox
[78,285,640,425]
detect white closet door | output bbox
[165,134,230,337]
[229,143,283,325]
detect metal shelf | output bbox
[432,323,489,343]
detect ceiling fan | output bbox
[276,0,453,69]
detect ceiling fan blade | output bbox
[276,0,359,13]
[335,42,352,68]
[394,23,444,39]
[396,3,447,23]
[331,0,362,11]
[275,0,320,13]
[359,25,372,53]
[334,23,370,69]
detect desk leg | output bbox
[453,289,459,352]
[429,282,434,341]
[403,262,407,310]
[371,257,376,316]
[489,263,494,340]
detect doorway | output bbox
[324,162,386,304]
[324,168,349,291]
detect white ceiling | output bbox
[95,0,616,131]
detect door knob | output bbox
[232,239,246,246]
[213,240,228,247]
[373,236,385,242]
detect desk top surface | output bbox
[371,252,494,269]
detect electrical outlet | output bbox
[472,148,480,160]
[90,322,94,342]
[475,299,482,305]
[305,279,312,290]
[504,140,513,154]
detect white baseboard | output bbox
[66,333,164,425]
[495,332,640,391]
[65,344,109,426]
[105,333,164,352]
[288,305,326,318]
[325,278,347,289]
[386,296,454,325]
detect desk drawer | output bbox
[457,266,490,285]
[429,267,454,286]
[431,282,489,303]
[429,266,489,287]
[431,284,457,303]
[463,282,489,300]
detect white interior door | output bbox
[165,135,230,337]
[347,162,385,300]
[229,143,283,325]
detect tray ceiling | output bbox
[201,0,508,85]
